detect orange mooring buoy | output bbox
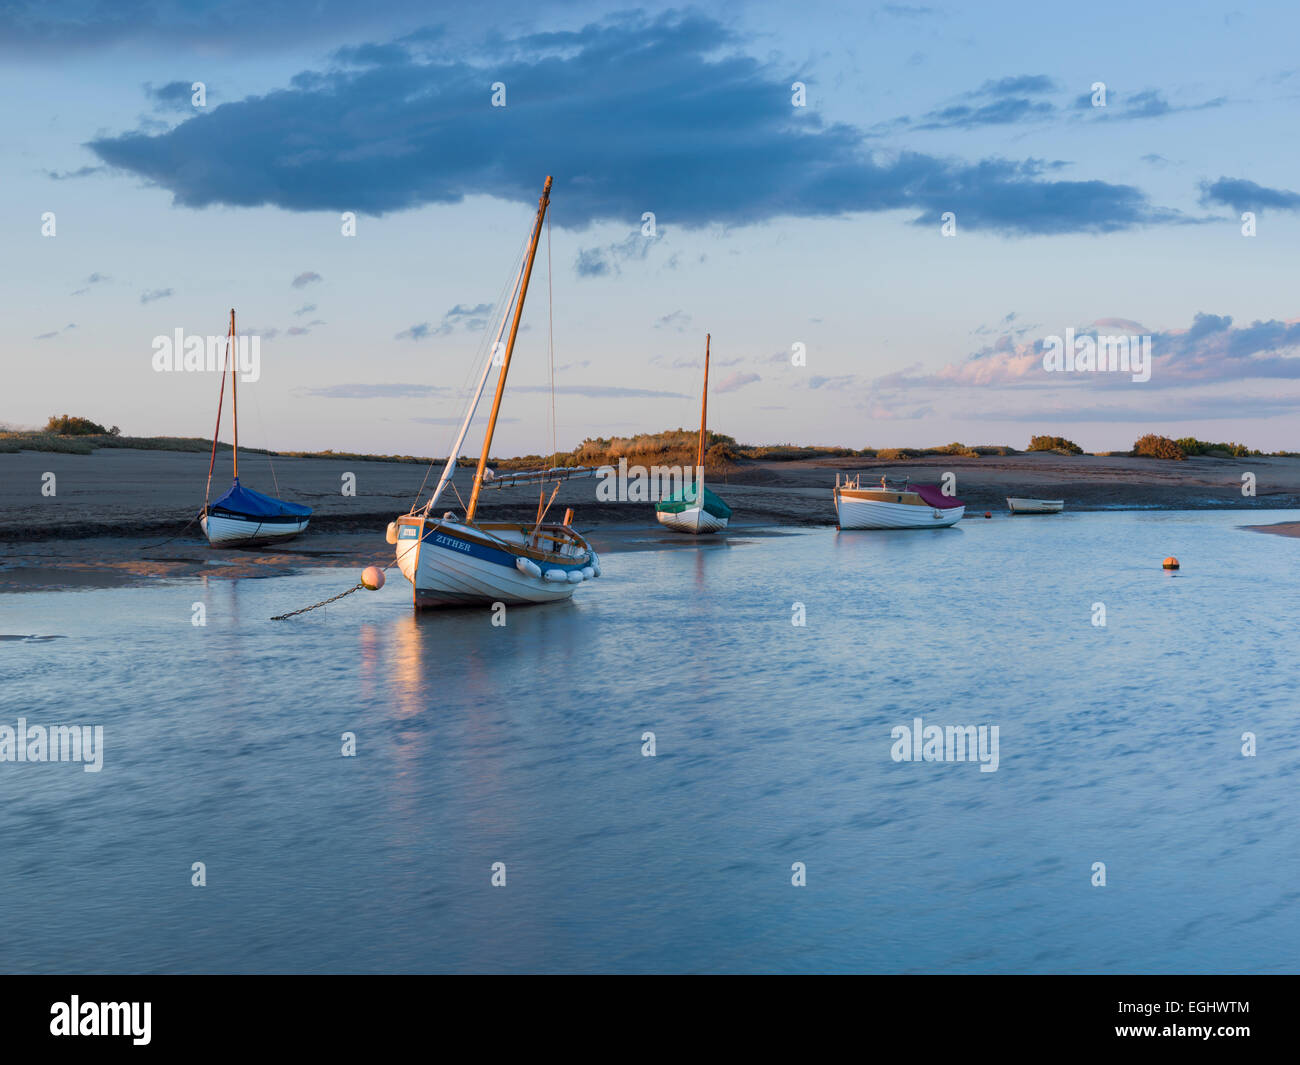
[361,566,386,590]
[984,511,992,518]
[1162,556,1180,570]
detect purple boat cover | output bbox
[913,483,965,510]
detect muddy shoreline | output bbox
[2,447,1295,592]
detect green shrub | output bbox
[1174,437,1257,458]
[1132,433,1186,460]
[44,414,114,436]
[1027,435,1083,455]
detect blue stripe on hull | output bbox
[420,525,587,571]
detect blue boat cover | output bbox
[208,478,312,519]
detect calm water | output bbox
[2,510,1298,974]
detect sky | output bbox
[4,0,1300,456]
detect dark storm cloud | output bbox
[86,14,1184,236]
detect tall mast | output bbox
[465,175,552,523]
[229,308,239,480]
[696,333,710,472]
[420,248,529,517]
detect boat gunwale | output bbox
[834,487,956,509]
[396,514,593,566]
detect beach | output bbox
[1,446,1296,593]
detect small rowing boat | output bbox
[1007,497,1064,514]
[834,474,965,529]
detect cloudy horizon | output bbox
[5,0,1299,454]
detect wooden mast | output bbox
[202,316,230,513]
[465,176,552,523]
[229,309,239,480]
[696,333,710,478]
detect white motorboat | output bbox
[834,474,965,529]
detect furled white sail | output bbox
[421,253,528,516]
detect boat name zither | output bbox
[152,328,261,382]
[890,717,999,773]
[596,460,703,502]
[433,534,471,553]
[0,718,104,772]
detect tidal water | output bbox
[2,510,1298,974]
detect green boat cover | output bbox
[655,483,733,519]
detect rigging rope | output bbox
[203,320,230,511]
[533,208,561,535]
[246,383,282,499]
[407,234,531,514]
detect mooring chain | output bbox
[139,511,202,550]
[270,561,392,620]
[270,582,365,621]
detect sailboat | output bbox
[386,176,600,609]
[655,333,732,534]
[200,309,312,546]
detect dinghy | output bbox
[656,333,732,533]
[1007,497,1064,514]
[200,310,311,546]
[834,474,965,529]
[388,176,600,609]
[656,483,732,534]
[203,479,312,546]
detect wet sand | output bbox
[2,446,1296,592]
[1244,521,1300,538]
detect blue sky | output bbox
[4,0,1299,454]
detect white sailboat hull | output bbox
[835,494,964,530]
[1007,497,1064,514]
[201,513,310,546]
[395,518,595,608]
[656,505,728,534]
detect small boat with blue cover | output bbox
[200,309,312,546]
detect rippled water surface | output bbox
[3,510,1298,973]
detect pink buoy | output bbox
[361,566,385,590]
